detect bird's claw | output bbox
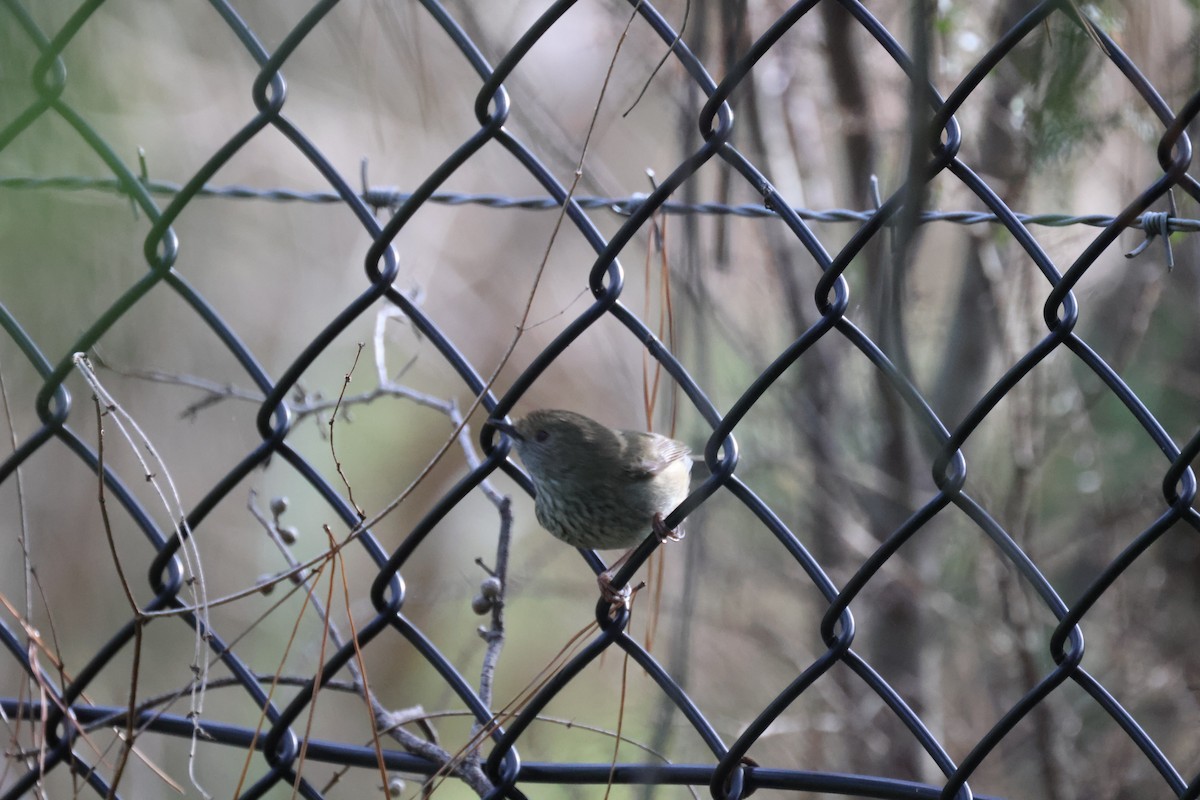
[652,512,684,543]
[597,570,632,607]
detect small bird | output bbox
[489,409,692,602]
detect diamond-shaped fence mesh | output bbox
[3,1,1200,798]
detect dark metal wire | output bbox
[2,0,1199,798]
[4,174,1199,236]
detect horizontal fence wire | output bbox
[2,1,1200,800]
[2,174,1199,236]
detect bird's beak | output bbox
[488,418,524,442]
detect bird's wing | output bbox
[620,431,692,480]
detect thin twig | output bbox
[289,531,341,800]
[467,497,513,777]
[74,354,210,798]
[328,524,390,798]
[91,396,145,799]
[105,624,143,800]
[29,571,64,799]
[92,399,139,611]
[329,343,367,519]
[0,353,44,796]
[477,498,512,711]
[622,0,688,117]
[232,550,335,798]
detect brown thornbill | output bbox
[490,409,692,602]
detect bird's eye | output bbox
[535,429,550,442]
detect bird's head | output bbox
[490,409,608,478]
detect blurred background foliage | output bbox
[3,1,1200,799]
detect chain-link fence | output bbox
[3,1,1200,799]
